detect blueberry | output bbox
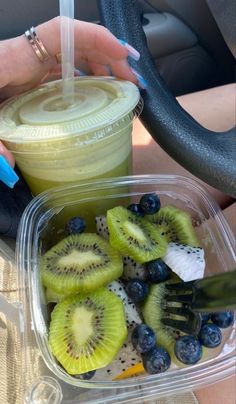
[74,370,96,380]
[198,324,222,348]
[127,203,144,216]
[66,216,86,235]
[139,193,161,215]
[199,313,212,324]
[174,335,202,365]
[131,324,156,354]
[146,259,171,283]
[211,311,235,328]
[142,346,171,374]
[126,279,149,303]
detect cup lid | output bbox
[0,77,141,143]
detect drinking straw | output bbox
[59,0,75,105]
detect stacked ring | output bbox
[24,27,50,63]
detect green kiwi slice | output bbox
[143,283,207,366]
[41,233,122,294]
[146,205,199,246]
[49,288,127,374]
[142,283,181,358]
[45,288,68,303]
[107,206,167,263]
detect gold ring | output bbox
[24,27,50,63]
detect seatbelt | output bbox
[206,0,236,58]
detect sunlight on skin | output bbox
[0,142,15,167]
[177,83,235,132]
[132,83,235,209]
[133,83,235,147]
[196,375,236,404]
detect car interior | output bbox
[1,0,235,96]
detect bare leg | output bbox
[133,83,235,208]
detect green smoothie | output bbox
[20,156,132,195]
[0,77,140,195]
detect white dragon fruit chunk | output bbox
[163,242,205,282]
[107,280,142,328]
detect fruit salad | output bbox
[40,193,235,381]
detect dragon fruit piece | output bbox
[122,256,147,281]
[163,242,205,282]
[107,280,142,328]
[92,331,142,381]
[95,216,109,239]
[93,331,142,380]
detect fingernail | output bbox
[131,68,147,89]
[74,68,87,76]
[118,39,140,61]
[0,156,19,188]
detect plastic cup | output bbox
[0,77,141,195]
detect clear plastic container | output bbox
[10,175,236,402]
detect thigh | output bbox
[133,84,235,209]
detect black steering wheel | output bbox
[98,0,236,197]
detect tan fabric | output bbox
[0,240,22,403]
[0,312,22,403]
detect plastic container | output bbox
[0,77,142,195]
[5,175,236,403]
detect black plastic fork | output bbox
[161,270,236,335]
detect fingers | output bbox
[37,18,141,84]
[74,21,129,61]
[0,141,19,188]
[72,21,146,87]
[0,141,15,167]
[5,17,146,99]
[86,62,110,77]
[109,59,138,83]
[73,22,138,82]
[87,59,137,83]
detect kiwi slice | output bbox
[146,206,199,247]
[45,288,68,303]
[142,283,181,358]
[107,206,167,263]
[41,233,122,294]
[49,288,127,374]
[143,283,208,366]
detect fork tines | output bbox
[162,304,202,335]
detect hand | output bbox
[0,141,14,167]
[0,17,144,187]
[0,17,141,100]
[0,141,19,188]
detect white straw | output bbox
[59,0,75,105]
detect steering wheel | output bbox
[98,0,236,197]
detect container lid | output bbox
[0,77,141,143]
